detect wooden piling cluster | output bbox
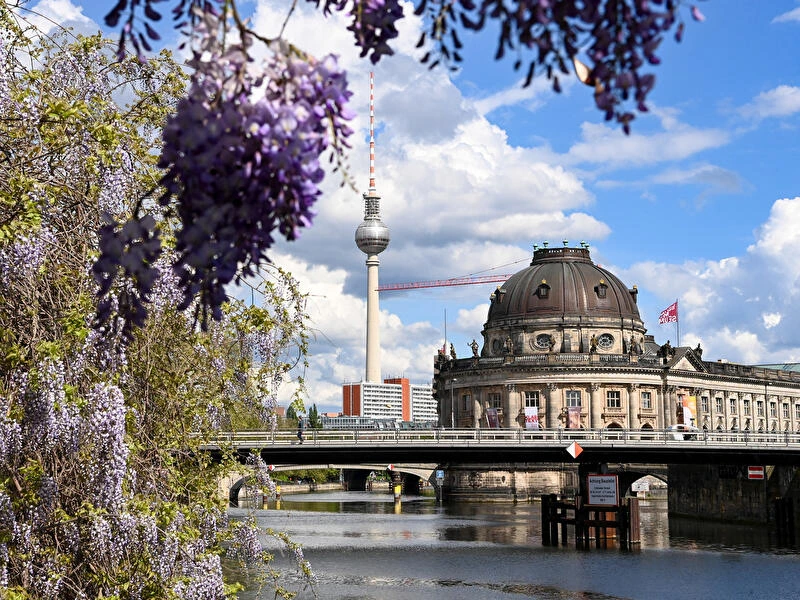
[541,494,640,550]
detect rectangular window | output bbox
[729,398,737,414]
[524,391,540,408]
[487,393,501,409]
[770,402,777,418]
[715,397,723,413]
[743,399,751,416]
[795,403,800,420]
[757,400,764,417]
[606,391,621,409]
[566,390,582,407]
[641,391,652,410]
[701,397,709,413]
[462,394,471,412]
[782,403,790,419]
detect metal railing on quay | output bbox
[204,428,800,450]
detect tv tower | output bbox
[355,72,390,382]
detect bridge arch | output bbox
[614,466,668,498]
[226,464,438,505]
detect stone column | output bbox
[735,392,743,430]
[628,383,640,429]
[506,384,521,429]
[473,393,482,428]
[707,389,718,430]
[695,388,708,430]
[546,383,560,430]
[663,386,677,428]
[590,383,602,429]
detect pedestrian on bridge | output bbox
[297,419,305,444]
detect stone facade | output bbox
[434,246,800,434]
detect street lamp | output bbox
[450,378,457,429]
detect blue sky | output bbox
[29,0,800,414]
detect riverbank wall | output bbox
[668,464,799,535]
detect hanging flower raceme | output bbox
[96,8,354,332]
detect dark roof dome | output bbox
[487,246,643,328]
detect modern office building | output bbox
[342,378,436,424]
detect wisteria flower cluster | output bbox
[98,3,354,331]
[311,0,405,63]
[417,0,704,132]
[93,213,162,339]
[1,19,312,598]
[158,12,353,325]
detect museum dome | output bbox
[482,246,645,356]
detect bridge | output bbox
[205,428,800,467]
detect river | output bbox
[230,491,800,600]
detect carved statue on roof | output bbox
[659,340,674,359]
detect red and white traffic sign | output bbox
[566,442,583,459]
[747,466,765,480]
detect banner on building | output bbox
[567,406,581,429]
[658,301,678,324]
[682,395,697,426]
[485,408,500,429]
[524,407,540,430]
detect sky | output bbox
[23,0,800,415]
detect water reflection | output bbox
[233,491,800,600]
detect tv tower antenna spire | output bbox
[355,72,390,382]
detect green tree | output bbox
[286,404,299,424]
[0,12,311,598]
[308,404,323,429]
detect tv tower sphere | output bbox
[355,190,390,255]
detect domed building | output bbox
[434,243,800,521]
[433,244,800,498]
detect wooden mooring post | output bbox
[541,495,640,550]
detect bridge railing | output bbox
[207,428,800,449]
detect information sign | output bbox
[435,469,445,481]
[587,474,619,506]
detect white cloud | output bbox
[747,197,800,284]
[772,7,800,23]
[565,120,730,167]
[651,164,743,193]
[738,85,800,120]
[455,304,489,339]
[596,163,745,205]
[26,0,97,35]
[702,328,767,366]
[474,211,610,241]
[626,198,800,366]
[472,76,557,117]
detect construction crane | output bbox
[378,273,512,292]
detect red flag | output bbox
[658,301,678,324]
